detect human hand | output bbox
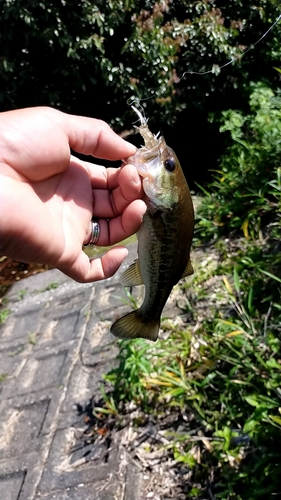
[0,107,146,282]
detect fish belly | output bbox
[138,206,189,322]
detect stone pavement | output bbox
[0,243,146,500]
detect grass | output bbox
[17,289,27,300]
[35,281,59,294]
[28,331,38,345]
[0,373,8,383]
[0,308,10,324]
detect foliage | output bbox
[1,0,281,133]
[95,263,281,498]
[1,1,281,187]
[105,338,154,405]
[197,83,281,240]
[92,240,281,496]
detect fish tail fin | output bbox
[110,310,159,342]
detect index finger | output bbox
[79,160,142,195]
[51,109,137,160]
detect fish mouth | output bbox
[124,136,167,179]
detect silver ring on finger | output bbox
[84,218,100,247]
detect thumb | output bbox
[58,246,129,283]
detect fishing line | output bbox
[127,95,155,122]
[180,12,281,78]
[127,12,281,113]
[131,104,148,125]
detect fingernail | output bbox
[131,169,141,185]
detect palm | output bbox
[32,159,93,262]
[0,107,146,282]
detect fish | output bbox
[110,106,194,342]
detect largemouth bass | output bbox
[110,107,194,341]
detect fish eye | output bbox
[164,157,176,172]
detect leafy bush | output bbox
[1,1,281,186]
[1,1,281,130]
[93,287,281,498]
[197,83,281,241]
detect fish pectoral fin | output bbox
[120,260,143,287]
[111,310,159,342]
[181,258,194,279]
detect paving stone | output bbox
[36,312,83,351]
[1,347,70,398]
[38,426,120,493]
[43,286,93,319]
[0,399,49,459]
[124,458,145,500]
[60,356,117,415]
[0,243,146,499]
[0,390,62,457]
[4,268,71,306]
[0,304,43,342]
[0,470,26,500]
[0,342,32,382]
[82,315,117,355]
[0,315,16,342]
[0,453,44,500]
[35,480,118,500]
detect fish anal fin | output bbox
[110,310,159,342]
[181,258,194,279]
[120,260,143,287]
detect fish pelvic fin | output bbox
[110,310,159,342]
[120,260,143,287]
[181,258,194,279]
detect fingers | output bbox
[52,108,137,160]
[91,164,144,218]
[59,247,129,283]
[96,199,147,246]
[86,162,142,194]
[0,108,71,181]
[111,164,144,213]
[106,164,141,193]
[0,106,136,181]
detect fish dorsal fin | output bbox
[120,260,143,287]
[181,258,194,279]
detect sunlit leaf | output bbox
[269,415,281,426]
[241,219,249,239]
[226,330,244,337]
[223,275,234,295]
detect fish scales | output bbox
[110,111,194,342]
[139,207,190,320]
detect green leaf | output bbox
[259,269,281,284]
[244,395,260,407]
[269,415,281,426]
[233,268,240,293]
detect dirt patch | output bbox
[0,257,50,295]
